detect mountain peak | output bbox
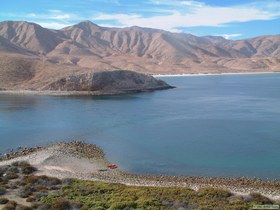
[76,20,100,28]
[0,20,42,28]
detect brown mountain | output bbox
[0,20,279,90]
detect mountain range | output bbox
[0,20,279,89]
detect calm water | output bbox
[1,74,280,179]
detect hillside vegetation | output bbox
[0,162,278,210]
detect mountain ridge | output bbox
[0,20,279,89]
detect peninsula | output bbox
[1,142,279,209]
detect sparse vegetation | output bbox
[0,161,277,209]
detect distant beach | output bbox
[153,71,280,77]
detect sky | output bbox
[1,0,280,39]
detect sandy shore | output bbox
[1,142,280,201]
[153,71,280,77]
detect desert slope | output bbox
[0,20,279,84]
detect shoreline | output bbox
[153,71,280,77]
[1,142,280,200]
[0,86,173,96]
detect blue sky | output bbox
[1,0,280,39]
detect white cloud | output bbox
[220,34,242,40]
[24,10,83,29]
[94,1,280,32]
[150,0,205,7]
[180,1,205,7]
[95,14,141,22]
[36,22,70,29]
[27,10,74,20]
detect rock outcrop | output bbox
[41,70,172,93]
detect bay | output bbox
[1,73,280,179]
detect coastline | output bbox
[0,86,173,96]
[153,71,280,77]
[1,142,279,200]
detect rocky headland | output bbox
[0,70,173,95]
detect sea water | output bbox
[0,73,280,179]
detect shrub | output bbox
[17,186,33,198]
[198,187,232,198]
[8,181,20,189]
[249,192,272,205]
[4,172,18,180]
[26,197,35,202]
[36,204,51,210]
[24,176,61,186]
[21,166,36,175]
[0,186,7,195]
[2,200,17,210]
[62,178,74,186]
[11,162,36,175]
[12,161,29,167]
[0,197,9,204]
[109,201,137,210]
[50,199,71,210]
[0,166,9,176]
[6,166,19,174]
[15,205,32,210]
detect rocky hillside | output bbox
[0,20,279,92]
[41,70,172,93]
[0,20,279,75]
[0,59,172,93]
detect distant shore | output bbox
[153,71,280,77]
[0,142,280,200]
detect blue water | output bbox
[1,74,280,179]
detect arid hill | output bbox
[0,20,279,90]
